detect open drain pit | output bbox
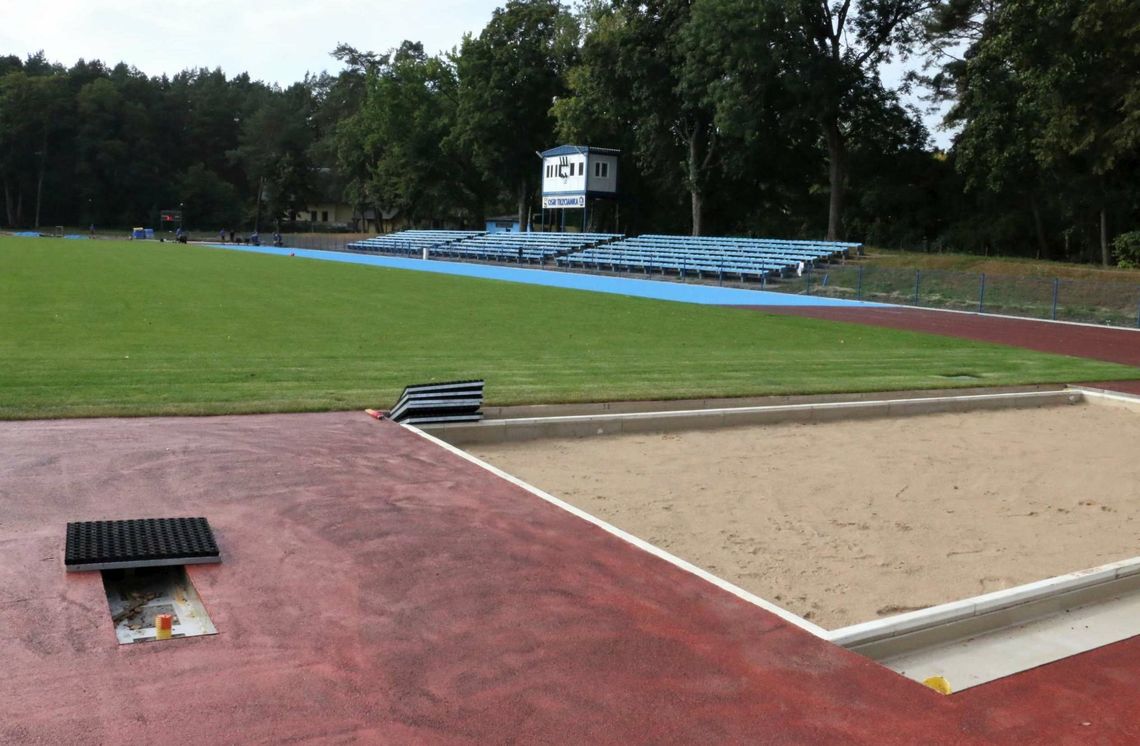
[102,565,217,644]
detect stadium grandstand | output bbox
[560,235,853,280]
[347,229,858,282]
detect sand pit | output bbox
[469,403,1140,629]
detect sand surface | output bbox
[469,403,1140,628]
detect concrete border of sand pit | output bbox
[1072,384,1140,414]
[826,554,1140,651]
[424,388,1083,445]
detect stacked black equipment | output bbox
[388,379,484,425]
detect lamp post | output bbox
[179,202,184,233]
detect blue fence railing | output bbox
[787,265,1140,327]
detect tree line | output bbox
[1,0,1137,265]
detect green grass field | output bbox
[1,236,1136,419]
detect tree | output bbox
[178,162,243,229]
[229,83,319,230]
[556,0,722,235]
[776,0,938,240]
[682,0,819,236]
[3,11,1136,265]
[0,71,37,225]
[74,77,131,226]
[453,0,576,229]
[309,47,378,224]
[1013,0,1140,265]
[349,42,470,226]
[0,65,69,227]
[322,48,375,228]
[948,17,1056,258]
[936,0,1140,264]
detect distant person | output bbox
[273,231,283,247]
[89,223,95,239]
[796,260,805,277]
[176,227,187,244]
[229,229,235,243]
[219,229,226,243]
[250,231,260,246]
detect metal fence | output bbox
[279,234,367,252]
[787,265,1140,327]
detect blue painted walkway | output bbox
[205,243,882,308]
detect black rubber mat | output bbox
[65,517,220,570]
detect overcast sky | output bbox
[1,0,952,147]
[0,0,498,82]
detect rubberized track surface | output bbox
[211,242,881,307]
[3,413,1140,743]
[759,305,1140,368]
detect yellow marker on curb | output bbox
[155,613,173,641]
[922,676,952,695]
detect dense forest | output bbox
[1,0,1138,265]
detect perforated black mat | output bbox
[65,517,220,571]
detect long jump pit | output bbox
[423,386,1140,692]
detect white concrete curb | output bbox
[826,556,1140,648]
[428,390,1082,444]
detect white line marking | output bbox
[403,423,830,637]
[883,301,1140,333]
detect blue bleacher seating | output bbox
[347,229,859,284]
[557,235,856,281]
[348,230,620,264]
[436,232,621,263]
[347,230,482,256]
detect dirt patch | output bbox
[863,250,1140,283]
[469,403,1140,629]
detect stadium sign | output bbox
[542,195,586,209]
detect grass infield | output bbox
[1,236,1136,419]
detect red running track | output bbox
[3,413,1140,743]
[757,305,1140,368]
